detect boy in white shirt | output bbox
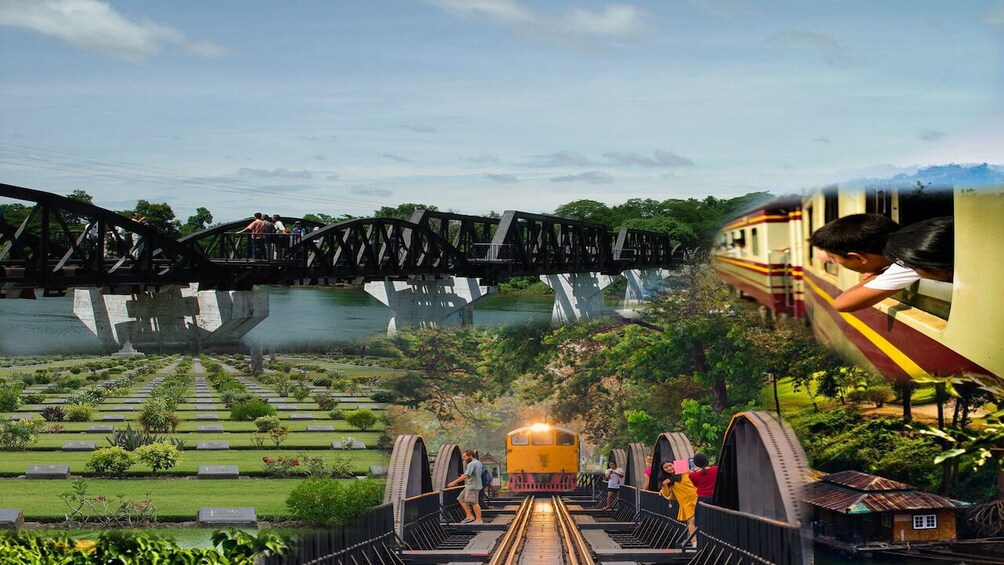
[809,214,920,312]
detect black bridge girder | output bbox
[2,185,678,294]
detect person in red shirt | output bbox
[687,453,718,504]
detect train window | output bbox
[751,228,759,255]
[556,433,575,446]
[511,432,529,446]
[866,189,893,217]
[531,432,553,446]
[805,205,814,263]
[823,188,839,224]
[896,186,954,225]
[891,279,952,320]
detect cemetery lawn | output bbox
[0,449,389,476]
[3,478,370,520]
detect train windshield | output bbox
[556,433,575,446]
[511,432,529,445]
[531,432,553,445]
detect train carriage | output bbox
[714,184,1003,382]
[505,424,580,493]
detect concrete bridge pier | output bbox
[73,284,269,352]
[623,267,672,306]
[540,272,620,323]
[364,276,497,335]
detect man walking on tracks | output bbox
[448,449,484,525]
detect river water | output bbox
[0,286,557,356]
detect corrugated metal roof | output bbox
[803,471,968,514]
[823,470,914,492]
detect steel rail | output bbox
[554,495,595,565]
[488,495,535,565]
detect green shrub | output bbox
[329,409,345,420]
[0,379,23,411]
[291,383,311,402]
[220,390,254,408]
[20,392,44,404]
[0,417,45,451]
[314,393,339,411]
[312,376,332,388]
[138,399,179,433]
[344,409,378,431]
[254,415,282,432]
[86,447,135,477]
[61,376,84,390]
[135,443,181,473]
[369,390,396,403]
[230,398,277,421]
[286,478,384,526]
[65,403,95,422]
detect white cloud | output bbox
[0,0,226,63]
[236,168,313,179]
[534,151,591,166]
[764,31,850,67]
[399,124,437,134]
[429,0,650,45]
[351,186,393,197]
[604,150,694,167]
[484,173,518,183]
[379,154,414,163]
[918,129,946,142]
[550,171,614,184]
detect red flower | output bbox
[95,495,106,503]
[263,457,271,463]
[291,460,300,466]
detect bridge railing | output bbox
[440,485,466,523]
[693,502,805,565]
[401,490,445,549]
[469,243,514,263]
[637,487,690,548]
[262,503,400,565]
[198,232,307,264]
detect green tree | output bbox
[553,199,613,225]
[125,200,181,237]
[180,207,214,236]
[373,203,438,220]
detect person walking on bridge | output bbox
[448,449,484,525]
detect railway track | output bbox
[490,495,595,565]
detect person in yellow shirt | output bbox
[659,460,698,545]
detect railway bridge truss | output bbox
[267,410,812,565]
[1,183,679,346]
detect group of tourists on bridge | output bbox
[236,212,310,260]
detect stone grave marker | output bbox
[194,414,220,421]
[197,507,257,526]
[26,464,70,479]
[197,441,230,450]
[0,509,24,530]
[198,465,239,479]
[306,425,334,432]
[87,425,114,433]
[101,415,125,421]
[196,425,224,433]
[62,441,97,452]
[288,413,313,420]
[113,406,135,411]
[369,465,388,477]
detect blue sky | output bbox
[1,0,1002,221]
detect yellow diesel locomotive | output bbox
[505,424,580,493]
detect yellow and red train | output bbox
[714,185,1003,382]
[505,424,580,493]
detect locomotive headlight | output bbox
[530,423,550,432]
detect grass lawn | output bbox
[0,357,106,378]
[0,449,389,476]
[3,478,374,520]
[11,418,386,433]
[28,430,385,449]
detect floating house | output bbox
[804,470,969,548]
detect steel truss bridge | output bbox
[1,183,677,297]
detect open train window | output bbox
[751,228,759,255]
[531,432,553,446]
[511,432,529,446]
[806,205,814,263]
[821,189,840,275]
[889,185,954,319]
[891,279,952,320]
[556,433,575,446]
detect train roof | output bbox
[722,194,802,224]
[507,424,577,436]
